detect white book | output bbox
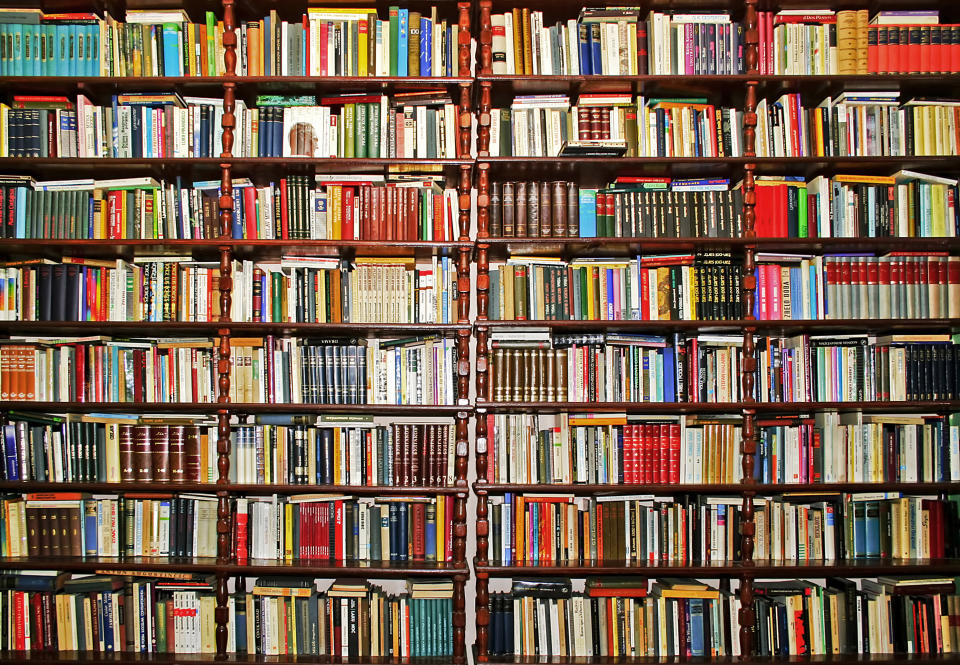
[491,14,507,74]
[504,13,515,75]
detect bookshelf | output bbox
[474,0,960,661]
[0,0,475,661]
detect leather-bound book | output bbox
[545,349,556,402]
[119,424,136,482]
[537,349,548,402]
[151,425,171,482]
[168,425,187,483]
[520,350,532,402]
[566,182,579,237]
[555,349,568,401]
[492,349,504,401]
[25,505,41,556]
[510,349,522,401]
[410,423,421,486]
[539,181,552,237]
[133,425,153,482]
[490,182,503,237]
[501,182,515,237]
[529,349,541,401]
[184,426,202,482]
[527,182,540,238]
[66,505,82,556]
[514,265,528,320]
[552,182,567,237]
[515,182,528,237]
[49,509,64,556]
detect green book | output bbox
[343,103,355,158]
[798,184,809,237]
[367,102,380,157]
[205,12,217,74]
[355,102,368,158]
[388,6,399,76]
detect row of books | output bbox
[755,92,959,158]
[236,93,459,159]
[487,494,742,564]
[1,94,224,158]
[488,179,744,239]
[227,336,458,406]
[238,578,453,657]
[2,492,218,558]
[0,175,460,242]
[1,417,215,484]
[0,257,224,322]
[487,578,741,658]
[490,8,743,77]
[230,256,458,324]
[0,335,459,406]
[752,577,960,656]
[488,331,740,404]
[234,494,454,562]
[756,172,959,239]
[0,8,225,77]
[238,7,463,78]
[753,494,957,562]
[484,413,741,486]
[758,9,960,76]
[756,334,960,403]
[755,412,960,485]
[754,253,960,320]
[228,175,460,241]
[0,573,224,653]
[231,420,455,487]
[488,253,742,322]
[488,94,740,158]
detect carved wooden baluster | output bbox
[476,574,491,662]
[459,166,473,243]
[739,0,760,659]
[478,0,493,75]
[478,84,492,157]
[459,83,472,159]
[458,2,471,77]
[452,411,470,662]
[215,0,237,657]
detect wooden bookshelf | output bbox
[471,0,960,661]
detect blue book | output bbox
[83,505,97,553]
[420,17,431,76]
[852,501,866,557]
[589,25,602,75]
[578,188,597,237]
[578,23,591,74]
[503,493,512,564]
[3,425,18,480]
[231,187,244,239]
[864,501,879,557]
[15,187,27,238]
[21,25,33,76]
[31,25,41,76]
[398,9,409,76]
[690,599,704,656]
[162,24,182,76]
[88,24,99,76]
[663,345,676,402]
[12,26,23,76]
[0,27,6,76]
[397,502,408,560]
[424,509,437,560]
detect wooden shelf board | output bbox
[473,481,960,495]
[0,481,467,496]
[476,401,960,415]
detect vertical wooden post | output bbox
[739,0,760,659]
[215,0,237,657]
[478,0,493,75]
[458,2,472,78]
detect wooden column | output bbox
[215,0,237,657]
[458,2,472,77]
[739,0,760,658]
[478,0,493,75]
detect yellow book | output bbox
[832,174,896,185]
[328,184,341,240]
[284,502,294,560]
[333,428,342,483]
[515,495,525,561]
[435,495,444,560]
[358,15,371,76]
[0,103,8,157]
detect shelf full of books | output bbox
[0,0,475,663]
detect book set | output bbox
[0,0,958,662]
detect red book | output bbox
[643,424,655,484]
[952,26,960,72]
[868,26,879,73]
[931,26,942,73]
[334,501,344,561]
[279,178,290,239]
[909,26,922,73]
[243,186,257,240]
[445,495,454,561]
[621,425,633,483]
[319,22,328,75]
[341,187,355,241]
[412,503,426,560]
[303,14,310,74]
[639,268,650,319]
[668,423,681,484]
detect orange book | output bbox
[247,22,262,77]
[198,24,208,76]
[514,495,525,562]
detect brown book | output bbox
[544,349,556,402]
[589,107,601,140]
[577,107,590,141]
[501,182,515,237]
[552,182,566,237]
[511,8,524,74]
[521,9,533,75]
[151,425,171,482]
[528,349,541,401]
[601,108,611,140]
[509,348,521,401]
[537,348,548,401]
[423,424,434,487]
[566,182,579,237]
[538,181,552,238]
[66,506,82,557]
[514,265,528,320]
[520,349,531,401]
[555,349,568,401]
[515,182,528,237]
[119,424,136,482]
[25,505,41,557]
[410,422,421,486]
[402,424,411,486]
[184,426,202,483]
[169,425,187,483]
[391,424,401,485]
[527,183,539,238]
[133,425,153,482]
[489,181,502,237]
[48,508,62,556]
[492,349,504,401]
[408,13,421,76]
